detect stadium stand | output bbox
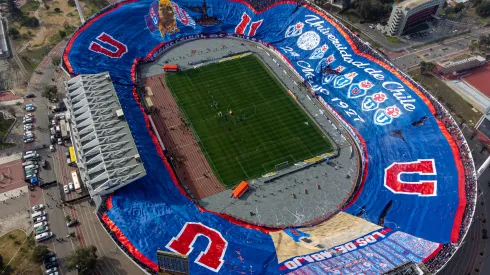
[62,0,477,274]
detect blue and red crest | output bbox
[362,96,378,112]
[144,1,160,33]
[172,2,196,27]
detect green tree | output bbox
[355,0,391,22]
[20,17,40,28]
[7,0,23,19]
[68,0,75,6]
[65,246,98,275]
[65,214,72,222]
[476,0,490,17]
[58,30,66,38]
[31,245,50,263]
[420,61,436,75]
[52,55,61,67]
[8,27,20,40]
[42,85,57,99]
[454,3,465,13]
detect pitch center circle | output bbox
[226,100,256,120]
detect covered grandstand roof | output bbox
[65,72,146,197]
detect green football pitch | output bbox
[166,55,334,188]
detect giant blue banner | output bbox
[63,0,466,273]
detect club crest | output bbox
[322,74,337,85]
[372,92,387,103]
[315,55,336,73]
[362,96,379,112]
[333,72,357,89]
[374,108,393,126]
[285,22,304,38]
[385,105,402,118]
[309,44,328,59]
[145,0,195,37]
[348,83,367,99]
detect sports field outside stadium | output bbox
[166,55,334,188]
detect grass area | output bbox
[384,35,402,44]
[452,54,473,61]
[21,0,41,13]
[166,55,334,188]
[0,114,15,150]
[0,230,42,274]
[409,70,481,126]
[339,9,363,23]
[466,8,490,25]
[19,46,50,73]
[82,0,109,18]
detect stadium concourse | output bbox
[61,0,477,274]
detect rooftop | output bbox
[65,72,146,196]
[397,0,436,9]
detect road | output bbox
[391,27,490,71]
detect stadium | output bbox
[61,0,477,274]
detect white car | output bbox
[26,107,35,112]
[69,183,74,191]
[24,124,33,130]
[50,145,55,152]
[63,185,69,194]
[45,267,57,274]
[57,138,62,145]
[23,118,33,124]
[35,232,53,242]
[34,216,47,223]
[32,204,44,211]
[33,221,48,228]
[24,138,34,143]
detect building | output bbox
[0,18,10,58]
[65,72,146,197]
[386,0,445,36]
[437,55,486,74]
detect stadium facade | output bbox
[61,0,476,274]
[387,0,445,36]
[65,72,146,197]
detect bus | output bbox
[68,146,77,163]
[60,120,68,140]
[71,170,82,193]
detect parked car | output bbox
[67,220,78,227]
[34,216,47,223]
[25,93,35,98]
[33,221,47,228]
[50,135,56,144]
[44,261,58,269]
[32,204,44,211]
[43,256,56,264]
[57,138,62,145]
[45,267,57,274]
[25,169,38,176]
[24,138,34,143]
[42,160,47,168]
[63,185,69,194]
[35,225,49,234]
[68,182,75,191]
[35,232,53,242]
[24,124,33,130]
[23,118,33,124]
[50,145,55,152]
